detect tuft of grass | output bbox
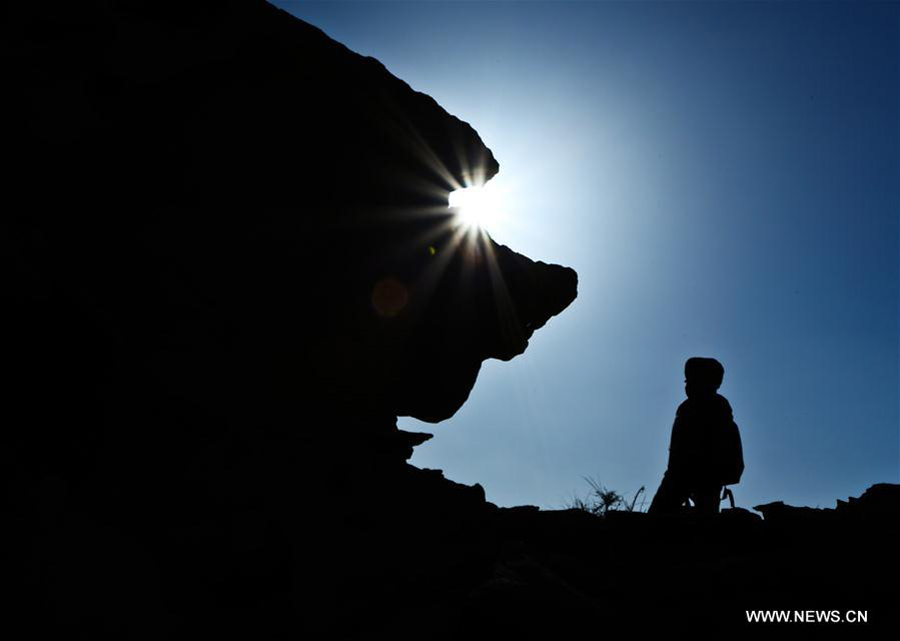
[566,476,646,516]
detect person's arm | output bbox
[667,414,685,476]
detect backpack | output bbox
[718,419,744,487]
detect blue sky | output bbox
[274,1,899,510]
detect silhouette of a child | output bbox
[649,357,740,515]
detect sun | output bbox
[448,183,502,233]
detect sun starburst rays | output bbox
[372,121,525,355]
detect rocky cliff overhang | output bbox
[6,0,576,441]
[4,1,579,636]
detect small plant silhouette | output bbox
[567,476,646,516]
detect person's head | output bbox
[684,357,724,398]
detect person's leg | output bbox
[648,472,690,514]
[691,484,722,515]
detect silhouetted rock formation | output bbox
[5,1,575,637]
[4,3,895,640]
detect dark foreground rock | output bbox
[3,2,895,639]
[455,484,899,640]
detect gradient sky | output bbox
[274,1,899,510]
